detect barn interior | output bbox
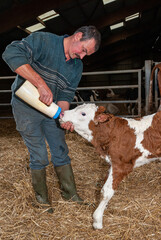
[0,1,161,239]
[1,0,161,117]
[1,0,161,73]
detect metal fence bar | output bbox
[0,90,12,93]
[145,60,152,115]
[138,70,142,116]
[71,100,138,104]
[77,85,138,90]
[0,103,11,106]
[82,69,141,75]
[155,68,159,110]
[0,85,139,93]
[0,76,16,79]
[0,76,15,119]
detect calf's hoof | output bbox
[93,221,103,230]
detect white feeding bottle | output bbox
[15,80,61,119]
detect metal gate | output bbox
[0,69,142,119]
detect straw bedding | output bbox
[0,119,161,240]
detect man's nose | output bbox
[80,52,86,59]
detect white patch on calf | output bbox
[93,167,114,229]
[60,104,98,142]
[134,157,160,168]
[125,114,155,167]
[105,155,111,164]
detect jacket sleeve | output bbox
[2,39,32,72]
[2,32,43,72]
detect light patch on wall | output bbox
[125,12,140,22]
[103,0,116,5]
[38,10,59,21]
[110,22,124,30]
[26,23,45,33]
[18,10,60,34]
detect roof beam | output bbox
[92,0,161,29]
[0,0,75,34]
[102,21,161,47]
[1,0,161,35]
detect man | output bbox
[2,26,101,212]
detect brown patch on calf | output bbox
[142,111,161,157]
[94,113,113,125]
[89,111,142,190]
[97,106,106,113]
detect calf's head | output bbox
[60,104,109,141]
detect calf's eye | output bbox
[81,112,86,116]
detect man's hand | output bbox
[57,101,74,131]
[37,85,53,106]
[60,121,74,132]
[15,64,53,106]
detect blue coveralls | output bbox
[2,32,83,169]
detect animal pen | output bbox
[0,67,161,239]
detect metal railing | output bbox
[71,69,142,117]
[0,69,142,118]
[0,76,15,118]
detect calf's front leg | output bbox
[93,167,114,229]
[93,160,133,229]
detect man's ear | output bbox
[74,32,83,41]
[94,113,113,125]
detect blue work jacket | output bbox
[2,31,83,103]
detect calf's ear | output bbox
[94,113,112,124]
[97,106,106,113]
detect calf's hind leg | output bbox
[93,167,114,229]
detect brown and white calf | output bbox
[60,104,161,229]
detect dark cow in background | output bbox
[97,88,118,99]
[71,89,120,115]
[75,90,99,102]
[70,90,99,109]
[125,88,138,115]
[125,84,145,116]
[71,86,144,116]
[96,89,120,115]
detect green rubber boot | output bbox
[31,168,53,213]
[54,164,84,204]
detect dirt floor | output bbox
[0,119,161,240]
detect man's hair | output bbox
[74,26,101,52]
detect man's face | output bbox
[69,32,96,60]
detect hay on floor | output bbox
[0,119,161,240]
